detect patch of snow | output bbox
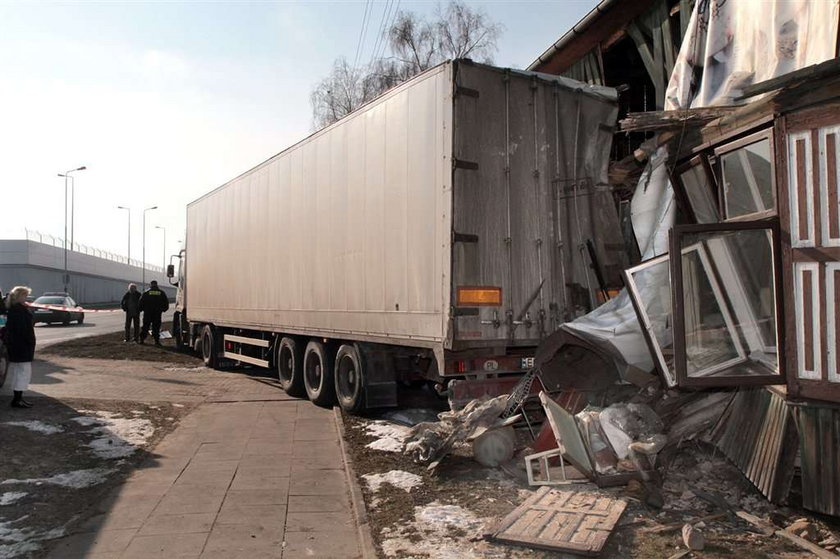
[172,404,184,408]
[2,468,115,489]
[363,420,410,453]
[163,366,206,372]
[362,470,422,493]
[3,421,63,435]
[0,517,65,557]
[0,493,27,506]
[380,502,489,559]
[71,411,155,459]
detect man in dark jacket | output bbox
[139,281,169,346]
[120,283,142,343]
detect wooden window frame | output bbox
[669,219,786,388]
[713,128,778,222]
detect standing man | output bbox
[138,280,169,346]
[120,283,142,343]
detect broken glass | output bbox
[720,137,774,219]
[679,164,719,224]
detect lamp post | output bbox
[142,205,158,290]
[155,225,166,269]
[57,166,86,293]
[117,206,131,266]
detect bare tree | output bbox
[311,1,503,128]
[436,0,502,62]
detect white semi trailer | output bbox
[169,60,625,412]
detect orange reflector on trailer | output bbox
[456,286,502,306]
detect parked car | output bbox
[31,294,84,325]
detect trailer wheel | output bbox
[277,337,306,398]
[335,344,365,413]
[201,325,219,369]
[303,340,335,407]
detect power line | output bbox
[367,0,392,68]
[352,0,372,72]
[376,0,400,63]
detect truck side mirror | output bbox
[166,264,175,278]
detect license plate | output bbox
[521,357,535,369]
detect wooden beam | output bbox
[736,57,840,100]
[619,107,740,132]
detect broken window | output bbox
[623,255,677,387]
[717,132,775,220]
[675,158,719,224]
[671,221,783,387]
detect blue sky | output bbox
[0,0,596,267]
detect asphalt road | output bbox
[35,309,174,347]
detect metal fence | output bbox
[24,229,163,274]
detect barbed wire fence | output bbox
[24,228,163,274]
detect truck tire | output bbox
[303,340,335,407]
[201,325,219,369]
[277,337,306,398]
[334,344,366,413]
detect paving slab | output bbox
[47,396,365,558]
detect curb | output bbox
[334,406,378,559]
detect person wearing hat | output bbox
[138,281,169,346]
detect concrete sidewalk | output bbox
[46,399,364,559]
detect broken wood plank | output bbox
[620,107,739,132]
[642,512,727,534]
[737,510,840,559]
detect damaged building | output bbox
[522,0,840,521]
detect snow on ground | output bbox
[1,468,115,489]
[3,421,63,435]
[0,493,26,506]
[363,421,411,453]
[0,517,65,558]
[71,411,155,460]
[362,470,423,493]
[380,502,489,558]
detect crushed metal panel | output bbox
[709,388,797,503]
[792,402,840,517]
[491,486,626,555]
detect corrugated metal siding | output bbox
[793,403,840,516]
[710,388,797,503]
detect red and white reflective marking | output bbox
[25,303,121,314]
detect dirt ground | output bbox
[0,397,195,558]
[342,404,839,559]
[40,322,202,366]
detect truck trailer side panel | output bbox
[187,64,453,346]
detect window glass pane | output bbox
[721,138,773,218]
[625,256,676,387]
[679,165,718,223]
[678,228,779,380]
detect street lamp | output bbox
[155,225,166,269]
[57,166,86,293]
[142,205,158,290]
[117,206,131,265]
